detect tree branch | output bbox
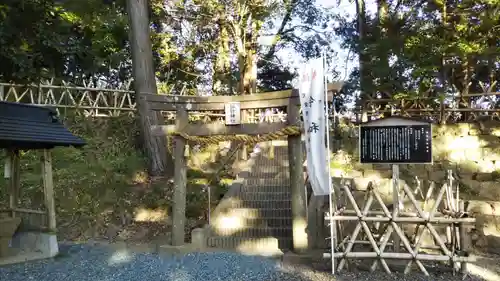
[263,0,298,60]
[282,24,326,35]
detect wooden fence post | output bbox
[287,100,308,253]
[172,107,188,246]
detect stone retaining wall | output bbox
[333,122,500,198]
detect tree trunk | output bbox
[236,19,261,95]
[376,0,392,115]
[356,0,372,120]
[213,23,231,95]
[232,23,248,95]
[232,14,261,95]
[126,0,172,177]
[248,20,261,94]
[376,0,390,94]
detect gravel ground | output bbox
[0,244,490,281]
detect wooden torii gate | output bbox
[143,83,342,251]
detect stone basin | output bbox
[0,217,21,257]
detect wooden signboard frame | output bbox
[358,117,433,165]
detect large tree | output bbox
[162,0,337,95]
[1,0,340,175]
[335,0,500,114]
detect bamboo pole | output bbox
[328,215,475,224]
[338,208,467,218]
[352,240,443,250]
[328,177,476,275]
[404,183,446,274]
[337,184,373,271]
[336,209,421,217]
[324,252,476,262]
[401,182,453,257]
[392,165,401,253]
[370,186,430,274]
[369,186,396,272]
[459,200,469,275]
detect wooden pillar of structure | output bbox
[41,149,57,232]
[307,195,327,250]
[287,101,308,253]
[172,108,188,246]
[7,149,20,218]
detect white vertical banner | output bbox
[299,58,329,196]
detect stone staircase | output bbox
[206,141,293,255]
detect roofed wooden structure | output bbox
[0,101,85,149]
[0,101,85,260]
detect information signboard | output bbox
[359,117,432,164]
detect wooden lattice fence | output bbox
[2,79,500,125]
[358,81,500,123]
[0,80,135,117]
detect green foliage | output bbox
[0,0,336,92]
[0,0,129,83]
[335,0,500,101]
[0,115,147,224]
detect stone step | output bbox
[253,152,289,158]
[246,217,292,228]
[214,208,291,219]
[244,173,289,179]
[227,200,292,210]
[207,236,281,252]
[252,166,289,173]
[216,195,291,209]
[239,191,291,201]
[211,209,290,228]
[237,171,288,179]
[210,226,292,238]
[207,236,293,252]
[251,159,289,167]
[235,216,293,228]
[210,226,272,238]
[238,184,291,193]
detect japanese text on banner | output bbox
[298,58,329,196]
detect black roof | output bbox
[0,101,86,149]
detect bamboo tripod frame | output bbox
[324,171,476,276]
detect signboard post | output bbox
[359,116,432,252]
